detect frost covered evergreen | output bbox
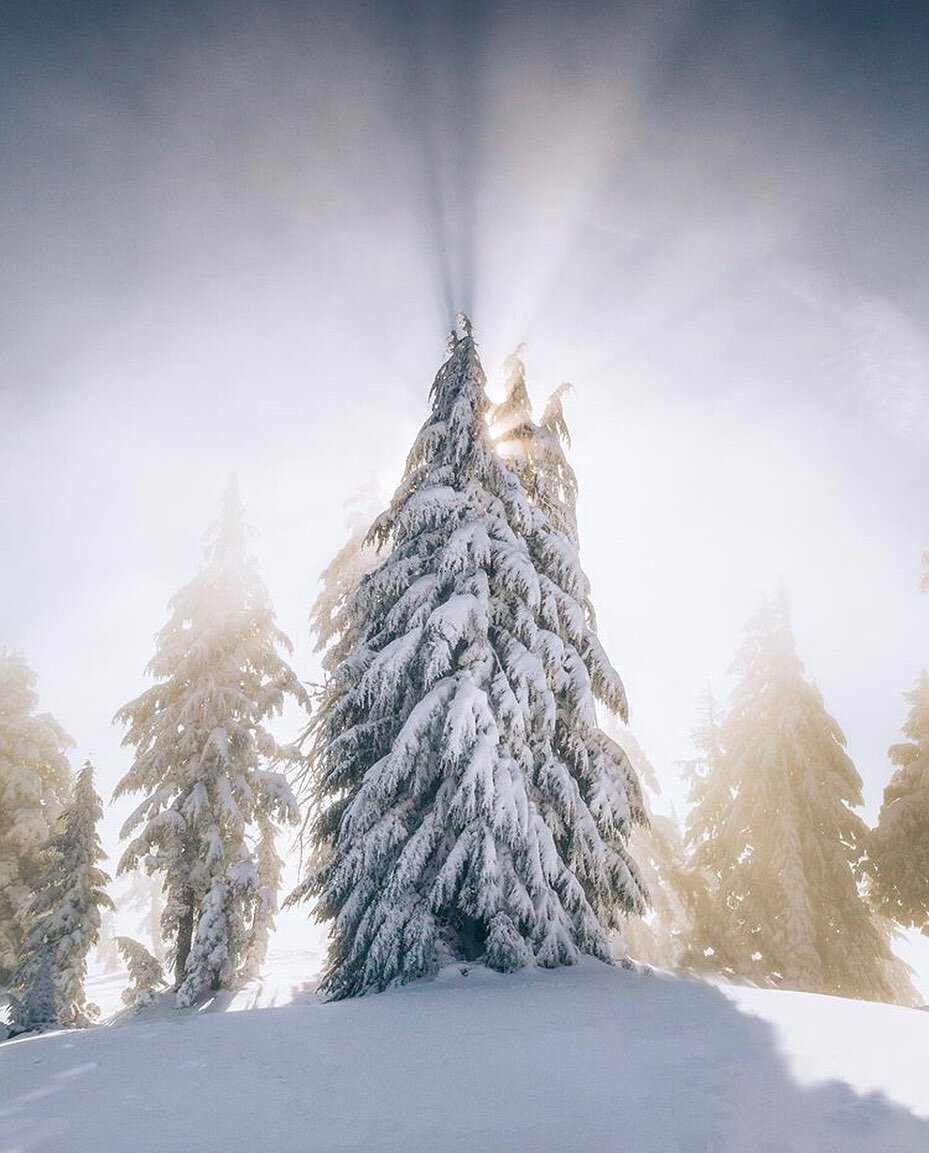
[114,478,308,1006]
[299,318,646,998]
[0,653,72,986]
[685,595,915,1003]
[14,761,113,1026]
[117,937,167,1011]
[867,671,929,936]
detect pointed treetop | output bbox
[493,345,533,441]
[540,382,574,447]
[501,342,527,392]
[204,474,249,572]
[73,759,100,805]
[771,580,791,620]
[426,315,488,431]
[735,589,801,678]
[0,649,39,716]
[221,472,243,528]
[693,682,723,735]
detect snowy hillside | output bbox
[3,955,928,1153]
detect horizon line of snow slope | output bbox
[1,959,927,1153]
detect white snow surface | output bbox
[2,953,927,1153]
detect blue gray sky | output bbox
[3,0,929,982]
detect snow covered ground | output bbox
[2,954,928,1153]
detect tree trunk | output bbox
[174,889,195,988]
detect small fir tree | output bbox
[614,728,691,970]
[114,478,308,1006]
[117,937,167,1011]
[867,671,929,936]
[310,523,374,656]
[94,907,121,975]
[123,872,166,963]
[11,954,58,1034]
[0,653,72,985]
[242,814,283,981]
[685,595,915,1003]
[298,318,646,998]
[309,492,382,659]
[680,687,737,974]
[14,761,114,1026]
[294,501,380,851]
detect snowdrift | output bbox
[2,957,927,1152]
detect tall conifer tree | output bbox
[115,478,308,1005]
[298,319,646,998]
[0,653,72,986]
[685,595,915,1003]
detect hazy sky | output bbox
[3,0,929,983]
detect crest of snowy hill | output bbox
[2,955,927,1153]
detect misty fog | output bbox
[3,0,928,983]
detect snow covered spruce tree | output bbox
[298,317,646,998]
[685,594,915,1003]
[0,652,72,987]
[13,761,113,1025]
[114,478,308,1005]
[867,670,929,936]
[117,937,167,1011]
